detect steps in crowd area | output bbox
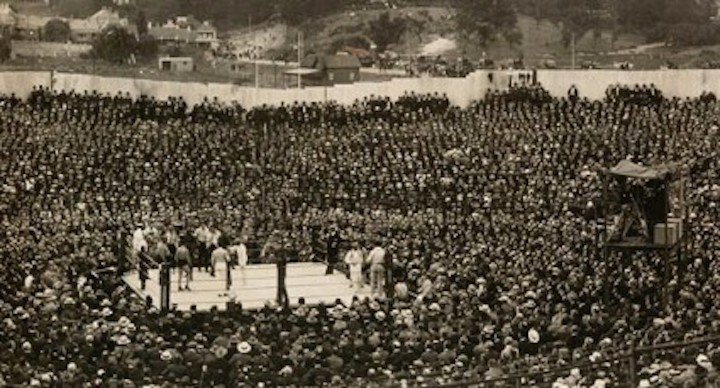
[123,262,372,311]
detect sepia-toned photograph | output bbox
[1,0,719,387]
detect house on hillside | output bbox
[342,46,374,67]
[0,5,135,42]
[148,16,217,48]
[0,4,45,39]
[14,14,49,40]
[293,53,361,86]
[69,8,137,43]
[0,3,17,31]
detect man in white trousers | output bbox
[367,244,387,297]
[344,241,364,291]
[228,236,249,286]
[211,244,231,289]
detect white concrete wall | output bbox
[42,70,500,107]
[13,69,720,109]
[0,71,52,98]
[536,70,720,100]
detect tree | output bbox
[136,34,158,62]
[615,0,715,31]
[368,12,407,52]
[454,0,522,47]
[91,26,138,64]
[0,35,10,62]
[44,19,71,42]
[118,6,148,37]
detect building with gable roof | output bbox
[148,16,217,48]
[0,4,135,42]
[296,52,361,85]
[69,8,137,43]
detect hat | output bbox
[528,328,540,344]
[697,354,713,369]
[116,335,131,346]
[214,346,228,358]
[237,341,251,354]
[160,350,173,361]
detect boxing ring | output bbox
[123,261,371,311]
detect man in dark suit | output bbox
[276,248,289,309]
[159,260,171,311]
[262,231,289,308]
[325,226,341,275]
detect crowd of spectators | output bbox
[1,82,719,387]
[376,56,493,78]
[605,84,664,106]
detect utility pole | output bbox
[255,60,260,89]
[297,31,303,89]
[249,15,259,89]
[571,32,576,70]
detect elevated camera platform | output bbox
[604,237,683,252]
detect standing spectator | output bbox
[132,224,148,255]
[175,244,192,291]
[159,260,171,310]
[228,236,249,286]
[210,244,230,288]
[367,243,387,297]
[152,239,171,269]
[325,226,341,275]
[165,224,181,263]
[344,241,364,291]
[194,223,211,273]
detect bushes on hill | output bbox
[454,0,522,46]
[91,26,157,64]
[44,19,71,43]
[368,12,407,52]
[0,35,10,62]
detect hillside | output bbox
[235,7,646,65]
[9,0,720,69]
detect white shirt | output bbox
[228,244,248,267]
[132,228,148,252]
[194,226,210,244]
[344,249,364,268]
[165,230,180,246]
[367,246,386,266]
[211,247,230,264]
[208,229,221,247]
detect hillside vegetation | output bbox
[11,0,720,66]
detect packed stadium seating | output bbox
[0,82,718,386]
